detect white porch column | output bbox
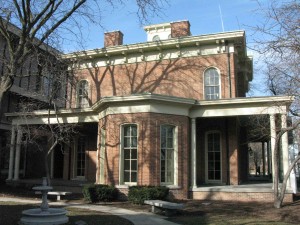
[13,128,22,180]
[267,141,271,176]
[262,142,266,176]
[270,114,276,186]
[281,113,290,188]
[99,128,106,184]
[7,126,16,180]
[191,118,197,188]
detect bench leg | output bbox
[57,195,61,201]
[151,206,163,214]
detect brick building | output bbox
[0,21,65,179]
[6,21,294,202]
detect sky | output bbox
[70,0,263,50]
[64,0,271,96]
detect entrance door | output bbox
[206,131,221,182]
[76,137,86,178]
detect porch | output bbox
[190,182,294,203]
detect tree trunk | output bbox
[44,139,59,186]
[0,74,14,106]
[274,154,300,208]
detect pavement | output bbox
[0,197,180,225]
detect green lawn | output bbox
[0,202,133,225]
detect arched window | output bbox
[152,35,160,41]
[204,68,220,100]
[77,80,89,108]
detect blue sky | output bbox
[66,0,270,96]
[71,0,264,50]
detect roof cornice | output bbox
[5,94,293,119]
[62,30,245,60]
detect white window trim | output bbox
[205,130,222,183]
[160,124,178,186]
[203,67,221,100]
[119,123,138,186]
[76,79,90,108]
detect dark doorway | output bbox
[53,144,64,179]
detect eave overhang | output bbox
[62,31,245,60]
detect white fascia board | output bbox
[5,107,94,118]
[190,105,288,118]
[92,93,196,111]
[98,102,190,119]
[10,114,99,125]
[62,31,245,59]
[190,96,293,118]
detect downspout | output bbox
[225,40,232,98]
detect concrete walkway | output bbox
[0,197,179,225]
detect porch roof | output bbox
[5,93,293,125]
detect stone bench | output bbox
[144,200,184,216]
[35,191,72,201]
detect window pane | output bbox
[208,171,214,180]
[131,126,137,136]
[131,149,137,159]
[161,149,165,160]
[132,137,137,147]
[124,149,130,159]
[131,160,137,170]
[215,171,221,180]
[131,172,137,182]
[124,171,130,182]
[124,160,130,170]
[167,138,173,148]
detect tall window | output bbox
[204,68,220,100]
[77,80,89,108]
[161,125,176,185]
[121,124,138,184]
[206,132,221,182]
[77,137,86,177]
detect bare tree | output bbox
[0,0,167,105]
[253,0,300,208]
[16,58,78,185]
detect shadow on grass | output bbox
[0,202,133,225]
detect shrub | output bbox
[95,185,117,201]
[128,186,169,204]
[82,184,97,203]
[82,184,117,203]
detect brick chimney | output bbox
[170,21,191,38]
[104,31,123,47]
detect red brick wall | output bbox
[171,21,191,37]
[68,54,237,108]
[98,112,190,199]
